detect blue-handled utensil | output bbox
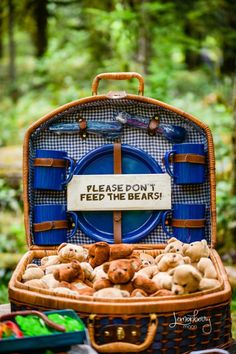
[49,120,123,140]
[115,111,187,143]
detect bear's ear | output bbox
[190,268,202,282]
[183,256,191,264]
[167,237,178,244]
[103,262,110,273]
[182,244,189,253]
[71,260,81,269]
[83,248,89,257]
[155,254,164,264]
[58,243,67,252]
[168,268,175,276]
[53,269,60,281]
[201,240,207,246]
[26,264,38,269]
[96,242,109,248]
[130,259,141,271]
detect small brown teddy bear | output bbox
[88,242,134,268]
[164,237,184,254]
[155,253,191,272]
[93,259,160,296]
[182,240,210,263]
[53,260,93,295]
[41,243,88,268]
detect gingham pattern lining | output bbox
[29,99,211,244]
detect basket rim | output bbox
[9,248,231,315]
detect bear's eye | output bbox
[90,255,95,258]
[190,244,193,247]
[123,268,128,271]
[67,266,70,269]
[182,284,187,288]
[176,248,179,252]
[75,250,77,252]
[174,282,178,285]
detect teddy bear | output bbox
[197,257,217,279]
[93,288,130,299]
[155,253,191,272]
[41,243,88,268]
[152,272,173,290]
[169,264,202,295]
[199,278,220,291]
[91,265,108,283]
[53,260,93,291]
[88,242,135,268]
[93,259,160,296]
[138,253,156,267]
[134,265,159,279]
[22,264,45,282]
[164,237,184,254]
[182,239,210,263]
[24,273,60,290]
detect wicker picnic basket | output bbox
[9,72,232,353]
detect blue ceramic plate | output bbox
[74,144,163,243]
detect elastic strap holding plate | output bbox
[113,143,122,244]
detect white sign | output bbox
[67,174,171,211]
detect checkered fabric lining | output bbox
[29,98,211,245]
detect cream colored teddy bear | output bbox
[169,264,202,295]
[182,240,210,263]
[164,237,184,254]
[197,257,217,279]
[155,253,191,272]
[41,243,88,267]
[22,264,44,282]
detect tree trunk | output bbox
[8,0,18,102]
[184,22,201,70]
[137,0,151,75]
[33,0,48,57]
[232,64,236,195]
[0,1,3,59]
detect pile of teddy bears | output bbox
[21,238,220,299]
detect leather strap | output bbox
[78,116,87,139]
[170,153,205,164]
[34,158,67,168]
[33,220,68,232]
[113,143,122,244]
[148,116,159,136]
[172,219,205,228]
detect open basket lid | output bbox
[23,72,216,248]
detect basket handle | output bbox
[92,72,144,96]
[88,313,158,353]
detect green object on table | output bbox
[15,315,52,337]
[47,314,84,332]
